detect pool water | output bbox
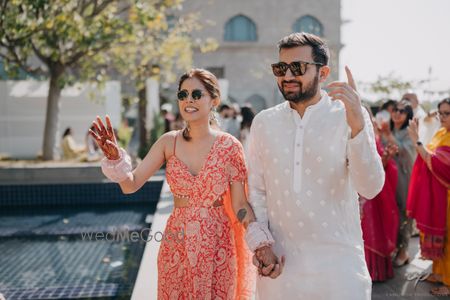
[0,180,162,300]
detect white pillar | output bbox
[146,78,160,131]
[218,79,229,102]
[105,81,121,128]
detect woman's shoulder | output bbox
[217,131,242,146]
[216,132,245,157]
[155,130,179,149]
[160,130,178,140]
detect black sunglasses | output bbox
[271,60,323,77]
[393,107,407,114]
[177,89,204,101]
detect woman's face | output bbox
[391,103,408,128]
[438,103,450,130]
[177,77,217,124]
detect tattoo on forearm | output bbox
[237,208,247,223]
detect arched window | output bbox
[293,15,324,37]
[224,15,257,41]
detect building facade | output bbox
[182,0,342,111]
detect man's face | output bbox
[276,46,322,103]
[220,108,231,118]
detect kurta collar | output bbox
[282,90,329,116]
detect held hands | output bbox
[252,246,285,279]
[326,66,365,138]
[89,115,120,160]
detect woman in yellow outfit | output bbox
[407,98,450,296]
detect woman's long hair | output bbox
[177,68,221,141]
[240,106,255,130]
[390,100,413,131]
[62,127,72,138]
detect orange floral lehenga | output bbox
[157,132,255,299]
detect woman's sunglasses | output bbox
[177,89,204,101]
[271,60,323,77]
[393,107,407,114]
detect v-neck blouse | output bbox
[166,133,247,207]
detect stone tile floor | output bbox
[372,236,445,299]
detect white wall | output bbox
[0,80,121,159]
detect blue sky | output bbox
[340,0,449,101]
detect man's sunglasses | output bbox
[177,89,204,101]
[271,60,323,77]
[393,107,407,114]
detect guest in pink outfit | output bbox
[360,110,399,281]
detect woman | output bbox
[407,98,450,296]
[360,107,399,281]
[90,69,257,299]
[61,127,86,160]
[361,134,399,281]
[380,100,416,267]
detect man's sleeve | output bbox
[247,117,270,226]
[347,108,385,199]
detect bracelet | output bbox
[101,148,132,183]
[245,221,275,252]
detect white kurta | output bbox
[248,92,385,300]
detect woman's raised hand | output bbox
[89,115,120,160]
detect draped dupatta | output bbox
[223,182,256,299]
[362,138,399,258]
[407,128,450,260]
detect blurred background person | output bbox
[407,98,450,296]
[361,106,399,282]
[161,103,175,133]
[380,100,416,267]
[375,99,396,128]
[61,127,86,161]
[217,103,240,138]
[239,106,255,156]
[402,92,440,145]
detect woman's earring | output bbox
[209,107,219,126]
[184,121,191,131]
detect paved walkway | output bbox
[132,179,445,299]
[373,236,443,299]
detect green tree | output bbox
[0,0,216,160]
[362,73,429,98]
[104,5,217,156]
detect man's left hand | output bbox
[326,66,365,138]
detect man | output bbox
[402,92,440,145]
[218,103,240,138]
[246,32,384,299]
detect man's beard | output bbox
[278,73,319,103]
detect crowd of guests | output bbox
[361,93,450,296]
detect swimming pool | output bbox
[0,175,163,300]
